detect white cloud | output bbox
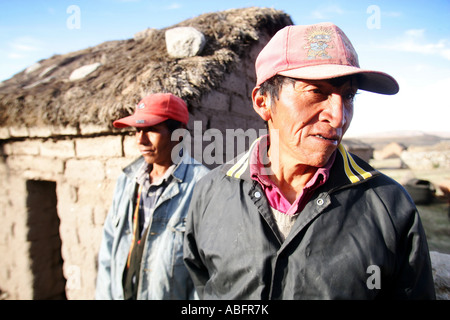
[310,4,345,20]
[380,29,450,61]
[11,42,40,52]
[440,48,450,60]
[382,11,402,18]
[7,52,26,59]
[405,29,424,37]
[6,37,43,60]
[164,3,182,10]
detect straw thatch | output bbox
[0,7,292,129]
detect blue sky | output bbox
[1,0,449,136]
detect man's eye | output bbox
[306,88,325,97]
[135,127,153,133]
[345,92,358,101]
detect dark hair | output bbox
[258,76,296,130]
[258,75,297,101]
[164,119,184,133]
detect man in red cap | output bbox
[96,93,209,299]
[184,23,436,299]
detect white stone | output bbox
[25,62,41,74]
[134,28,157,41]
[165,27,206,58]
[69,62,102,81]
[39,64,57,78]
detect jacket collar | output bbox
[222,135,264,181]
[222,136,379,191]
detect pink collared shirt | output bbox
[250,136,335,216]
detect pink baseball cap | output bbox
[255,23,399,95]
[113,93,189,128]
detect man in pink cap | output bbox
[184,23,435,299]
[96,93,209,299]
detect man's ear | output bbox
[176,124,187,142]
[252,87,272,121]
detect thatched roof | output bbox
[0,7,292,130]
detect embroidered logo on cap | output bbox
[136,120,145,124]
[137,103,145,110]
[304,26,334,60]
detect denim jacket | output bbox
[96,151,209,299]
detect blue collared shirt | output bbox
[135,162,176,236]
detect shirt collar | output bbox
[136,162,176,187]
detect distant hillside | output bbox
[352,131,450,149]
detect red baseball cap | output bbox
[113,93,189,128]
[255,23,399,95]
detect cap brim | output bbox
[278,64,399,95]
[113,114,169,128]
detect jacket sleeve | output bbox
[379,181,436,299]
[95,175,126,300]
[95,206,115,299]
[183,174,214,299]
[392,206,436,299]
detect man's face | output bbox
[135,122,177,165]
[267,77,357,168]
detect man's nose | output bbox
[136,130,147,144]
[321,94,346,128]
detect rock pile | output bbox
[401,141,450,170]
[430,251,450,300]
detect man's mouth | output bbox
[313,134,338,141]
[312,134,339,144]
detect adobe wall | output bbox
[0,43,266,299]
[0,135,136,299]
